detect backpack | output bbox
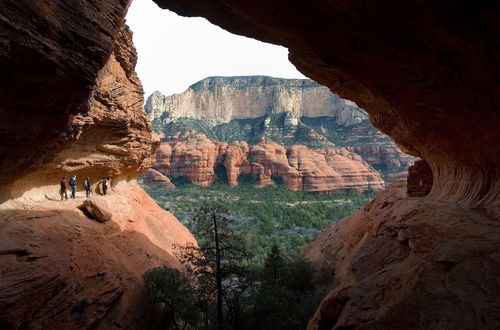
[69,178,76,186]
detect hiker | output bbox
[69,175,77,199]
[101,177,110,196]
[84,177,91,198]
[59,177,68,200]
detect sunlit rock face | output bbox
[146,76,416,181]
[145,76,366,126]
[153,131,385,193]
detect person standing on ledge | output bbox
[101,177,110,196]
[59,177,68,201]
[84,177,91,198]
[69,174,77,199]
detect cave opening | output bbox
[125,1,421,329]
[2,0,498,329]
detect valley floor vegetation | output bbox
[141,177,377,265]
[144,204,325,330]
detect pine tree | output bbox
[176,203,251,330]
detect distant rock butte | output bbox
[145,76,416,182]
[145,76,367,126]
[153,131,385,193]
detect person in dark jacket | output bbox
[84,177,91,198]
[101,177,110,196]
[60,177,68,201]
[69,175,77,199]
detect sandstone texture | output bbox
[0,0,130,190]
[154,132,385,193]
[141,169,175,188]
[145,76,366,126]
[407,159,433,197]
[302,181,500,329]
[0,15,196,329]
[0,183,194,329]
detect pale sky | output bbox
[126,0,306,98]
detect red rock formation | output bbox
[0,0,130,193]
[302,181,500,329]
[223,141,251,188]
[249,139,302,189]
[141,169,175,189]
[155,131,221,186]
[348,146,416,181]
[153,134,384,193]
[0,21,196,329]
[2,0,499,329]
[0,183,194,329]
[407,159,433,197]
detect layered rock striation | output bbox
[302,181,500,329]
[145,77,415,181]
[145,76,366,126]
[0,20,196,329]
[153,131,385,193]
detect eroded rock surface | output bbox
[302,181,500,329]
[0,0,130,190]
[0,183,194,329]
[146,77,415,180]
[145,76,366,125]
[141,169,175,188]
[0,19,196,329]
[153,132,384,193]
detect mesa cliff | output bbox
[146,77,415,182]
[145,76,366,126]
[0,21,196,329]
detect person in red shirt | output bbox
[60,177,68,200]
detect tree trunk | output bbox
[213,213,224,330]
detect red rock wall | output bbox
[302,181,500,329]
[0,6,197,329]
[153,133,385,193]
[0,0,132,191]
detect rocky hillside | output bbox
[145,76,415,183]
[150,131,384,193]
